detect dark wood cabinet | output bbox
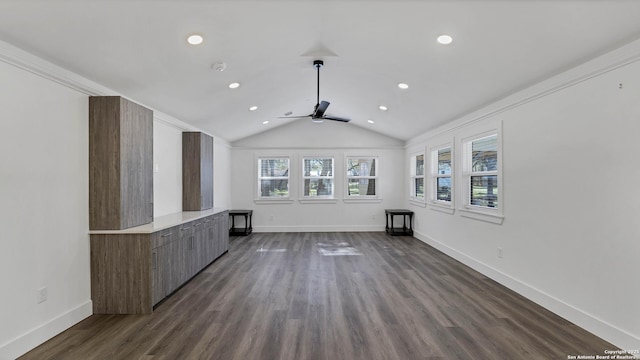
[182,132,213,211]
[151,243,169,306]
[152,227,177,305]
[218,212,229,254]
[90,210,229,314]
[89,96,153,230]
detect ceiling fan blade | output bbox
[278,112,313,119]
[322,115,351,123]
[313,100,330,118]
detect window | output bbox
[257,158,289,198]
[302,157,334,198]
[410,153,425,201]
[464,134,498,208]
[431,146,452,204]
[346,157,378,197]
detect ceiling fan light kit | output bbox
[278,59,351,123]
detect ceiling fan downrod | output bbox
[314,60,323,106]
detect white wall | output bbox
[214,139,231,209]
[153,120,183,217]
[231,120,405,231]
[0,60,92,358]
[405,40,640,350]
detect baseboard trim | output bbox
[253,225,386,233]
[0,300,93,360]
[412,230,640,353]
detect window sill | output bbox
[254,199,294,205]
[299,199,338,204]
[428,201,455,215]
[458,207,504,224]
[343,198,382,204]
[408,199,427,208]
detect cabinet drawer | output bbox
[153,227,176,248]
[179,221,195,237]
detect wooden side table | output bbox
[229,210,253,236]
[385,209,414,236]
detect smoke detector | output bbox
[212,62,227,72]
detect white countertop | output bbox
[89,207,228,234]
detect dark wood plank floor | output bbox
[20,232,616,360]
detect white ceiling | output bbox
[1,0,640,142]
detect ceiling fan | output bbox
[279,60,351,123]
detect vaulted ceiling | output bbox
[1,0,640,142]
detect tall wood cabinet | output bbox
[89,96,153,230]
[182,132,213,211]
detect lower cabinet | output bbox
[90,211,229,314]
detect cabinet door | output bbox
[201,134,214,209]
[212,214,220,259]
[192,220,206,274]
[203,216,215,264]
[120,97,154,228]
[151,243,169,306]
[218,212,229,254]
[175,223,193,286]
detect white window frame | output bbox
[429,142,454,213]
[460,130,503,224]
[256,156,293,204]
[409,151,426,206]
[301,156,335,201]
[345,156,379,201]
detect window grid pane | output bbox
[437,148,451,175]
[304,179,333,197]
[347,179,376,196]
[436,177,451,202]
[471,135,497,172]
[347,158,376,177]
[260,179,289,197]
[304,158,333,177]
[260,159,289,177]
[470,175,498,208]
[415,178,425,198]
[416,155,425,176]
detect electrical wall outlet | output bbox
[37,287,48,304]
[497,247,503,259]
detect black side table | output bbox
[385,209,414,236]
[229,210,253,236]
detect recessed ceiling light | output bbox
[248,106,258,111]
[379,105,388,111]
[398,83,409,89]
[262,120,269,125]
[187,34,204,45]
[437,34,453,45]
[228,82,240,89]
[367,120,375,124]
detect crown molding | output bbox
[0,39,112,96]
[406,37,640,147]
[0,39,219,140]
